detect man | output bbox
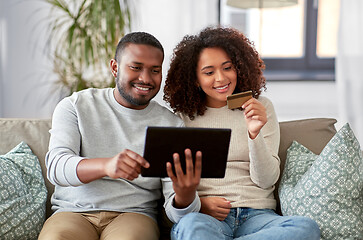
[38,32,201,240]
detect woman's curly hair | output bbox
[163,26,266,120]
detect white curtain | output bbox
[336,0,363,148]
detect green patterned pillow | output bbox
[0,142,47,240]
[279,123,363,240]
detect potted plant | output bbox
[41,0,131,95]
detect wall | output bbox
[0,0,59,119]
[263,81,340,126]
[130,0,220,105]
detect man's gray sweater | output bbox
[46,88,200,223]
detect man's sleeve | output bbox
[46,97,84,187]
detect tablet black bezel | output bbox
[141,126,231,178]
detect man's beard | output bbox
[116,77,156,107]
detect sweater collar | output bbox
[108,88,155,116]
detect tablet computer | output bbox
[141,126,231,178]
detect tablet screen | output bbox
[141,126,231,178]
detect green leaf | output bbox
[37,0,131,94]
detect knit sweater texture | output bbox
[180,96,280,210]
[46,88,200,223]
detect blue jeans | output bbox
[171,208,320,240]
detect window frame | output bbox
[219,0,336,81]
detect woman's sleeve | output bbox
[248,97,280,189]
[161,178,201,223]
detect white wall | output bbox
[130,0,219,105]
[262,81,340,126]
[0,0,59,119]
[1,0,342,132]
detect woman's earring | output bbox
[198,86,202,92]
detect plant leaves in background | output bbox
[40,0,131,95]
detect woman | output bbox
[163,26,320,240]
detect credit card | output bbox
[227,90,253,109]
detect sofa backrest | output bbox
[0,117,338,218]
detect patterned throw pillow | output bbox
[279,123,363,240]
[0,142,47,240]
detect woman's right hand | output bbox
[200,197,232,221]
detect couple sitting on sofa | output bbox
[38,27,320,240]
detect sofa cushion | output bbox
[279,123,363,240]
[275,118,337,214]
[0,118,53,218]
[0,142,47,240]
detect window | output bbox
[219,0,340,81]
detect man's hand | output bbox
[104,149,150,180]
[200,197,231,221]
[166,148,202,209]
[77,149,150,183]
[242,98,267,139]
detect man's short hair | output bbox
[114,32,164,61]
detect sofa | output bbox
[0,117,341,239]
